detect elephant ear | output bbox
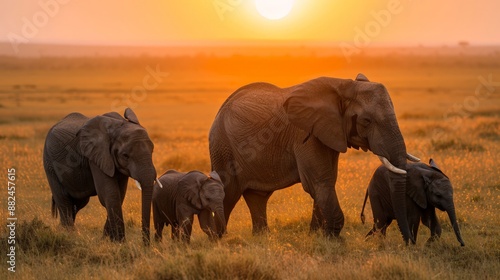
[284,77,350,153]
[179,171,208,210]
[78,116,116,177]
[208,171,222,183]
[355,73,370,82]
[124,108,140,124]
[429,158,449,178]
[406,168,427,209]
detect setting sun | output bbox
[255,0,295,20]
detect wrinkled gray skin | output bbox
[209,74,414,242]
[43,108,157,244]
[153,170,226,243]
[361,159,465,246]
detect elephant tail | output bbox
[51,197,58,219]
[361,189,368,224]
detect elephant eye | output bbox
[122,153,130,160]
[359,117,371,127]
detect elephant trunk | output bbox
[446,205,465,246]
[384,127,414,245]
[137,167,156,246]
[214,207,226,238]
[141,183,153,245]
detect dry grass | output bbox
[0,53,499,279]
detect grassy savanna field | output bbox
[1,49,499,279]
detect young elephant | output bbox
[153,170,226,242]
[361,159,465,246]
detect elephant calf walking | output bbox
[361,159,465,246]
[153,170,226,243]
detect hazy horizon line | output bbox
[1,40,498,48]
[1,40,499,59]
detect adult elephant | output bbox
[209,74,419,243]
[43,108,160,244]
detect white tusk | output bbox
[212,212,215,217]
[156,178,163,189]
[406,153,420,162]
[135,180,142,191]
[378,156,407,174]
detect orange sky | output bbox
[1,0,499,46]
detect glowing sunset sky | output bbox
[1,0,499,46]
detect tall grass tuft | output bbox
[431,139,485,152]
[15,217,74,257]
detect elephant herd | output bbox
[43,74,464,246]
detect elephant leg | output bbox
[222,181,243,229]
[365,225,377,239]
[423,208,441,244]
[380,220,391,236]
[57,197,76,228]
[153,202,164,242]
[117,175,128,205]
[411,222,419,244]
[310,201,323,232]
[310,185,343,237]
[91,163,125,242]
[101,175,127,239]
[101,206,125,241]
[178,216,194,243]
[408,216,419,244]
[243,189,273,235]
[45,170,75,227]
[296,148,344,237]
[73,197,90,221]
[171,224,180,240]
[155,222,164,242]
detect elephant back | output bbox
[46,113,89,148]
[154,170,187,196]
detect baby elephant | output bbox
[153,170,226,242]
[361,159,465,246]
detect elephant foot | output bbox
[59,223,76,231]
[425,236,440,245]
[333,228,342,238]
[309,222,321,232]
[364,228,389,242]
[252,226,270,236]
[105,234,125,243]
[308,226,320,235]
[103,228,125,242]
[328,234,345,243]
[154,233,163,243]
[322,229,340,239]
[364,229,376,240]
